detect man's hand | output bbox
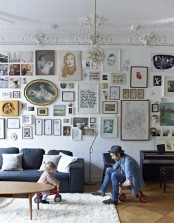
[121,179,132,187]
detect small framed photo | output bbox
[152,103,159,112]
[0,118,5,139]
[137,89,144,99]
[13,91,21,98]
[35,118,43,135]
[130,66,148,88]
[37,108,48,116]
[110,86,120,100]
[53,119,61,136]
[102,101,118,114]
[63,118,71,124]
[22,115,33,125]
[7,118,20,129]
[122,89,129,99]
[22,126,33,139]
[63,126,71,136]
[62,91,75,102]
[72,128,82,140]
[90,117,96,123]
[111,73,126,85]
[130,89,136,99]
[44,119,52,135]
[1,92,12,99]
[90,124,96,128]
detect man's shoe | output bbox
[103,198,118,205]
[91,191,105,196]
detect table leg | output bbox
[29,193,32,220]
[36,192,40,210]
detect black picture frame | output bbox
[152,103,159,112]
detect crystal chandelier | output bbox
[87,0,105,64]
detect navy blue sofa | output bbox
[0,147,84,193]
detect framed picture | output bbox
[103,49,120,72]
[62,91,75,102]
[102,101,118,114]
[165,139,174,151]
[0,100,19,116]
[58,51,82,81]
[0,118,5,139]
[137,89,144,99]
[13,91,20,98]
[24,79,58,106]
[63,118,71,124]
[53,119,61,136]
[163,76,174,96]
[130,66,148,88]
[121,100,150,140]
[122,89,129,99]
[100,116,118,137]
[152,103,159,112]
[53,105,66,116]
[72,117,88,127]
[110,86,120,100]
[72,128,82,140]
[130,89,136,99]
[7,118,20,129]
[22,126,33,139]
[36,50,55,75]
[153,75,162,86]
[37,107,48,116]
[111,73,126,85]
[77,83,99,114]
[90,117,96,123]
[89,71,100,82]
[35,118,43,135]
[63,126,71,136]
[22,115,33,124]
[160,103,174,126]
[44,119,52,135]
[1,92,12,99]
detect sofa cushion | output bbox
[48,150,73,156]
[20,148,45,170]
[1,153,23,171]
[57,152,78,173]
[0,147,19,168]
[38,154,61,171]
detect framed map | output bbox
[121,100,150,141]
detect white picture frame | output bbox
[72,128,82,140]
[22,126,33,139]
[110,86,120,100]
[163,76,174,97]
[35,119,43,135]
[100,116,118,138]
[77,83,99,114]
[0,118,5,139]
[111,73,126,85]
[53,119,61,136]
[44,119,52,135]
[7,118,20,129]
[103,49,120,72]
[22,115,33,125]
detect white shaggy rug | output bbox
[0,193,120,223]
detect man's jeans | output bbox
[100,167,126,201]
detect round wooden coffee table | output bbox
[0,181,54,220]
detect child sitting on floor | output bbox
[37,161,60,204]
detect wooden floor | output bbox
[84,181,174,223]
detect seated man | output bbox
[92,145,145,205]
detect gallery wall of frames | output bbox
[1,46,174,180]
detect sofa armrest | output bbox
[69,158,84,193]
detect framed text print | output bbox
[77,83,99,114]
[130,66,148,88]
[121,100,150,141]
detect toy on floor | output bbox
[34,185,62,203]
[119,187,147,203]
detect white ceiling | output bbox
[0,0,174,46]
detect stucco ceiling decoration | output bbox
[1,0,174,46]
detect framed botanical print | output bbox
[137,89,144,99]
[44,119,52,135]
[122,89,129,99]
[130,89,136,99]
[72,128,82,140]
[36,50,55,75]
[24,79,58,106]
[53,119,61,136]
[0,100,19,116]
[121,100,150,140]
[102,101,118,114]
[58,51,82,81]
[77,83,99,114]
[130,66,148,88]
[35,118,43,135]
[103,49,120,72]
[100,116,118,137]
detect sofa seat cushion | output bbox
[1,153,23,171]
[20,148,45,170]
[0,147,19,169]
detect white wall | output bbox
[0,44,172,181]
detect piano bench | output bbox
[160,166,174,192]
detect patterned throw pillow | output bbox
[1,153,23,171]
[38,155,61,171]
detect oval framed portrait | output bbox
[24,79,58,106]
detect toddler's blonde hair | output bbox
[45,161,56,171]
